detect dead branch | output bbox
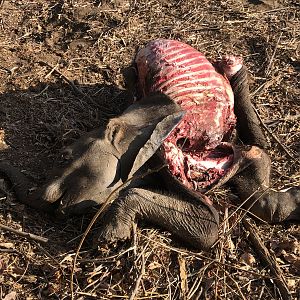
[242,218,292,300]
[128,254,145,300]
[0,223,49,243]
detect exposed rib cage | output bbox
[136,39,236,189]
[136,39,236,151]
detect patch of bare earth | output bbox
[0,0,299,299]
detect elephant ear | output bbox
[128,110,185,179]
[114,93,184,182]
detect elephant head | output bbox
[0,93,184,216]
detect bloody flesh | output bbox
[136,39,236,190]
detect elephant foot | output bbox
[229,145,300,223]
[94,197,137,245]
[95,220,133,245]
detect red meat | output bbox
[135,39,236,190]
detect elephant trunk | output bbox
[0,162,55,212]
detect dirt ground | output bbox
[0,0,299,299]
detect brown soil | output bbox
[0,0,299,299]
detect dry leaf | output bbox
[260,0,280,8]
[60,254,73,264]
[239,265,251,271]
[271,240,300,254]
[240,252,256,266]
[0,242,14,249]
[0,129,8,150]
[11,266,26,276]
[2,291,17,300]
[282,252,300,271]
[246,0,280,9]
[148,261,161,270]
[225,236,235,252]
[275,257,286,265]
[23,275,38,284]
[286,278,296,289]
[204,276,215,292]
[42,283,60,297]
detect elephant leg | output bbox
[0,162,60,212]
[95,188,219,250]
[229,146,300,223]
[222,59,300,222]
[220,56,268,149]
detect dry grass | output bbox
[0,0,299,299]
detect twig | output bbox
[33,241,61,266]
[265,113,300,125]
[187,263,211,299]
[0,223,48,243]
[37,61,100,107]
[0,248,15,253]
[140,232,276,280]
[132,223,138,257]
[258,285,266,300]
[265,32,282,77]
[250,58,299,162]
[0,65,11,73]
[242,218,292,300]
[15,261,29,284]
[253,105,300,163]
[253,7,289,14]
[224,269,247,300]
[128,254,145,300]
[44,62,59,79]
[76,291,98,298]
[212,267,246,299]
[78,246,135,263]
[250,75,281,97]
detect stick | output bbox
[253,105,300,163]
[37,61,100,107]
[265,113,300,125]
[265,32,282,77]
[250,68,299,162]
[0,223,49,243]
[128,254,145,300]
[178,254,188,300]
[250,75,281,97]
[242,218,291,300]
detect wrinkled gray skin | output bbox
[0,67,299,250]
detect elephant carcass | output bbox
[1,39,299,250]
[95,39,299,248]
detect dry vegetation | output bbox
[0,0,299,299]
